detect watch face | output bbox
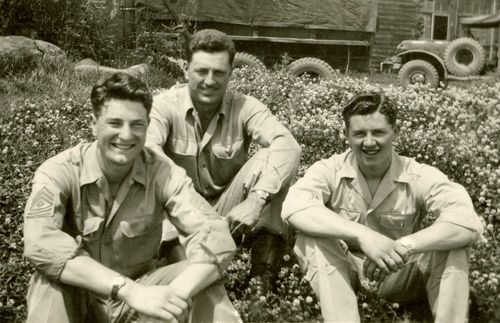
[113,276,126,287]
[254,190,270,202]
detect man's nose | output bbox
[363,134,376,146]
[119,124,133,140]
[204,71,216,86]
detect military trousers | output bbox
[26,260,241,323]
[163,148,289,242]
[294,234,470,323]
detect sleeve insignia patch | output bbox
[27,185,56,217]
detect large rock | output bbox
[74,58,149,78]
[0,36,66,62]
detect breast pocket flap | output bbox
[83,217,104,236]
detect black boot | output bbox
[249,230,285,295]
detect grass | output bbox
[0,57,184,119]
[2,58,498,322]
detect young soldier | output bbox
[146,29,301,292]
[23,73,240,322]
[282,92,483,322]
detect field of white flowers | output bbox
[0,65,498,322]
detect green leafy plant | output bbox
[0,63,498,322]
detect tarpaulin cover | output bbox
[460,11,500,28]
[135,0,377,32]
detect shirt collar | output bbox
[338,150,411,183]
[80,141,147,187]
[181,84,229,119]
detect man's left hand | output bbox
[363,240,409,282]
[227,192,266,234]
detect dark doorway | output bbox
[433,15,448,40]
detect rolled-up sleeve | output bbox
[23,161,82,281]
[282,159,334,222]
[244,96,302,194]
[160,162,236,275]
[417,166,484,241]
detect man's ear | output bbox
[343,127,352,146]
[184,62,190,80]
[393,124,400,136]
[90,114,98,137]
[343,127,349,139]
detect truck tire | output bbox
[233,52,266,70]
[443,37,485,76]
[398,59,439,88]
[287,57,336,80]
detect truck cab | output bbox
[381,11,500,88]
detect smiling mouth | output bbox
[112,143,134,150]
[362,149,379,156]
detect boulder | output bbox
[0,36,66,63]
[74,58,149,78]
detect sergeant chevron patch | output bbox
[27,185,55,217]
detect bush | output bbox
[0,65,498,321]
[0,0,119,62]
[228,67,499,321]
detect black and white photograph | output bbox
[1,0,499,322]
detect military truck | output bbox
[381,11,500,88]
[132,0,378,79]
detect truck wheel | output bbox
[287,57,335,80]
[398,60,439,88]
[443,37,485,76]
[233,52,266,70]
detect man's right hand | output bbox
[120,281,190,323]
[357,228,407,281]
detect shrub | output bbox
[0,65,498,322]
[0,0,119,62]
[228,67,499,321]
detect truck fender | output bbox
[396,50,448,79]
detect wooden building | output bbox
[371,0,422,71]
[372,0,500,70]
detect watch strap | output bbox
[111,276,126,301]
[398,236,415,254]
[252,190,271,203]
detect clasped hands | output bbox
[125,283,191,323]
[360,231,412,282]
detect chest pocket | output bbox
[81,217,104,258]
[379,212,415,238]
[211,140,247,185]
[118,216,162,268]
[166,137,197,156]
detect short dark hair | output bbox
[185,29,236,65]
[90,72,152,117]
[341,92,397,130]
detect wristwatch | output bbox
[398,236,415,255]
[252,190,271,203]
[110,276,126,301]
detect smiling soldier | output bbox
[282,92,483,322]
[23,72,240,322]
[146,29,301,293]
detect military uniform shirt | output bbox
[282,150,483,240]
[23,142,236,281]
[146,84,301,198]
